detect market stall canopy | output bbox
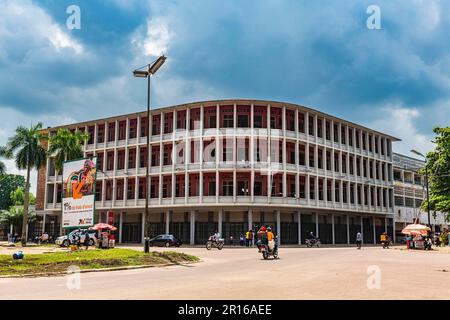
[401,224,431,236]
[89,223,117,231]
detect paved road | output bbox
[1,246,449,300]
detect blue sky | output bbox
[1,0,450,192]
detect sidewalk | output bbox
[116,243,397,249]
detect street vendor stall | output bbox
[89,223,117,249]
[401,224,431,250]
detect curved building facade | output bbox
[35,100,399,245]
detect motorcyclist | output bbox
[267,227,275,252]
[380,232,388,248]
[212,230,221,242]
[256,226,268,251]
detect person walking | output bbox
[356,232,362,249]
[247,230,254,247]
[83,231,91,250]
[239,233,245,246]
[75,230,82,250]
[245,230,250,247]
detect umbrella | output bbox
[89,223,117,231]
[401,224,430,236]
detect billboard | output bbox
[62,157,97,228]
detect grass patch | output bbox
[0,249,199,276]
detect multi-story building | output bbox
[35,99,399,245]
[393,153,447,239]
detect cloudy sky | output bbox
[1,0,449,194]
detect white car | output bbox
[55,229,97,247]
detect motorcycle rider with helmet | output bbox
[267,227,275,252]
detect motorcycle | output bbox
[305,238,321,248]
[206,236,224,250]
[382,238,393,249]
[257,236,279,260]
[424,238,433,250]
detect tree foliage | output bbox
[10,187,36,206]
[48,128,88,173]
[7,123,47,171]
[0,174,25,210]
[421,127,450,222]
[0,206,37,234]
[0,145,11,176]
[6,122,47,245]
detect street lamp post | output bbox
[133,55,166,253]
[410,149,431,233]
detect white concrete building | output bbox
[35,99,399,245]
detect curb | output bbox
[0,261,199,279]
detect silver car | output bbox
[55,229,97,247]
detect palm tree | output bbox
[0,146,10,175]
[6,123,47,245]
[47,128,89,173]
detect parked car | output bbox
[55,229,97,247]
[149,234,182,247]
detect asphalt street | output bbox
[0,246,449,299]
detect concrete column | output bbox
[276,210,281,245]
[233,170,237,202]
[165,210,170,235]
[141,212,146,244]
[392,217,396,243]
[315,176,319,206]
[331,178,336,204]
[119,212,123,243]
[297,211,302,245]
[331,214,335,245]
[42,212,46,233]
[306,174,310,206]
[218,209,223,236]
[384,217,388,233]
[373,216,376,244]
[314,114,318,137]
[315,212,319,237]
[305,142,310,169]
[247,209,252,231]
[347,214,350,245]
[305,111,309,137]
[360,216,364,244]
[190,210,196,245]
[330,119,334,142]
[314,144,318,169]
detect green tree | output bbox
[0,146,10,175]
[0,206,38,236]
[6,123,47,245]
[48,128,88,173]
[0,174,25,210]
[10,187,36,206]
[421,127,450,222]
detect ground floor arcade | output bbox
[35,208,394,246]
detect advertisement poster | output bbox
[62,157,97,228]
